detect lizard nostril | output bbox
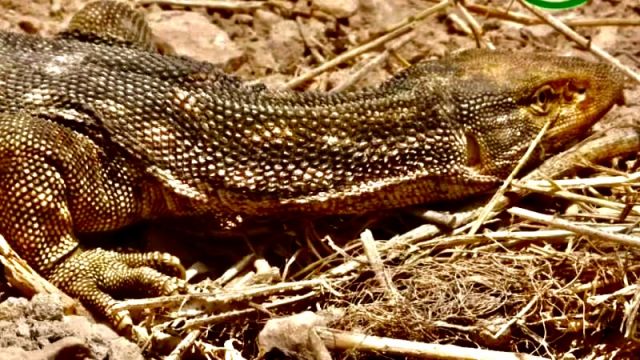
[563,81,587,102]
[569,80,587,95]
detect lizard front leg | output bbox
[0,112,185,333]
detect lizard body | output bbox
[0,1,625,330]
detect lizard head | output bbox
[426,49,625,176]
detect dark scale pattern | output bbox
[0,1,625,332]
[57,0,157,51]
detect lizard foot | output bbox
[47,248,186,334]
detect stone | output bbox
[268,20,305,73]
[147,11,243,65]
[312,0,359,19]
[108,338,145,360]
[357,0,403,31]
[259,310,342,360]
[30,294,64,321]
[0,295,144,359]
[254,9,283,35]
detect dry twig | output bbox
[330,33,414,92]
[508,207,640,248]
[0,234,83,314]
[360,230,402,302]
[315,327,550,359]
[283,0,449,89]
[517,0,640,83]
[456,1,495,49]
[468,118,552,235]
[137,0,270,10]
[466,4,640,27]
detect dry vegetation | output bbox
[126,124,640,360]
[124,2,640,359]
[0,0,639,359]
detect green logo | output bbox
[524,0,588,9]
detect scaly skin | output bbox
[0,1,625,333]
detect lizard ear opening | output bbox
[465,132,482,169]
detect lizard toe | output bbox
[48,248,186,332]
[113,250,186,280]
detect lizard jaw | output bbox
[543,66,625,151]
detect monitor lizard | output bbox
[0,1,626,334]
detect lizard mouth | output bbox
[544,83,624,150]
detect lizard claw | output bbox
[47,248,186,333]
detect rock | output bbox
[0,337,91,360]
[34,337,92,360]
[524,24,556,41]
[0,295,144,360]
[591,26,619,51]
[147,11,243,65]
[0,346,29,360]
[259,310,341,360]
[63,315,95,341]
[357,0,402,30]
[15,321,30,338]
[254,9,282,35]
[0,297,30,321]
[30,293,64,321]
[241,40,279,77]
[268,20,305,73]
[109,337,145,360]
[312,0,359,18]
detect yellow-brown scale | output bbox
[0,0,625,333]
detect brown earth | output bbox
[0,0,638,359]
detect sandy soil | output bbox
[0,0,638,359]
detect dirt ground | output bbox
[0,0,638,359]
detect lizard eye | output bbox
[530,85,555,115]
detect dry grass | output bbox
[2,1,637,359]
[119,1,640,357]
[119,129,640,359]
